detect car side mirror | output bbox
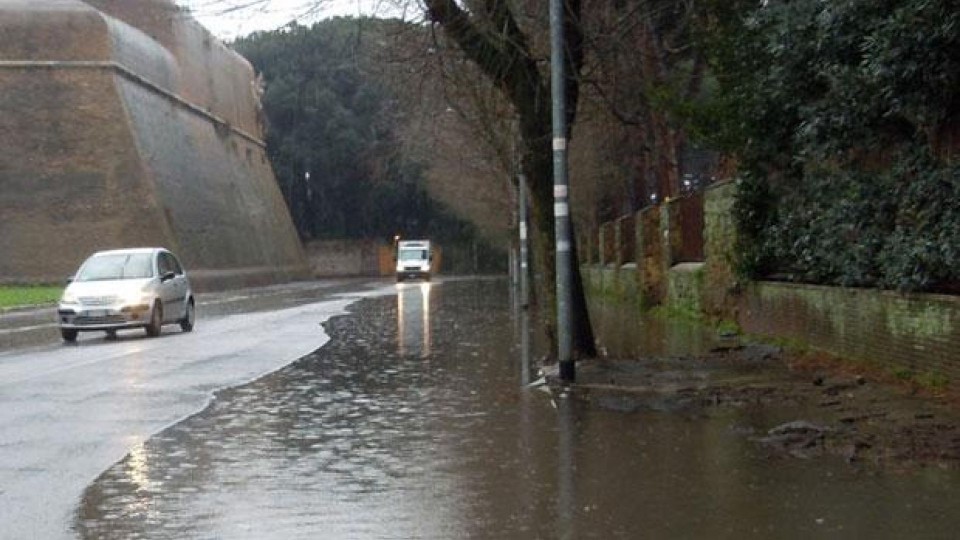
[66,276,74,284]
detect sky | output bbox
[176,0,408,40]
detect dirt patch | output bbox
[548,343,960,471]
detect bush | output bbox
[707,0,960,292]
[736,148,960,291]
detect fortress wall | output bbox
[0,1,307,287]
[168,15,261,135]
[0,1,112,61]
[116,77,305,277]
[102,16,179,89]
[0,66,176,282]
[85,0,260,134]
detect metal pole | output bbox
[519,171,530,309]
[550,0,574,382]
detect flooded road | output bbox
[76,280,959,539]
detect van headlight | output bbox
[420,263,430,271]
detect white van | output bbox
[396,240,432,282]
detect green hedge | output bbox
[703,0,960,292]
[736,150,960,291]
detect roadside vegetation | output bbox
[0,286,62,310]
[700,0,960,293]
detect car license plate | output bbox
[86,310,109,317]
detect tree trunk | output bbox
[423,0,596,359]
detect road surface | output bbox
[0,280,393,539]
[2,278,959,539]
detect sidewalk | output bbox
[544,338,960,470]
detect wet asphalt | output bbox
[2,278,959,538]
[0,279,393,539]
[73,280,960,539]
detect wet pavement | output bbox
[0,278,384,351]
[73,279,960,539]
[0,279,395,539]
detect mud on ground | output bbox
[553,343,960,471]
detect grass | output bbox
[716,319,742,337]
[916,370,951,391]
[0,286,63,309]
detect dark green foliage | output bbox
[878,153,960,291]
[730,172,776,279]
[234,19,501,271]
[704,0,960,292]
[236,20,397,240]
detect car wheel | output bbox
[105,330,118,341]
[146,300,163,337]
[179,299,195,332]
[61,329,78,343]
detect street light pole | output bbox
[301,170,311,232]
[519,170,530,309]
[550,0,574,382]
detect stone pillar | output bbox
[638,205,666,307]
[703,181,739,318]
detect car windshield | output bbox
[400,249,427,261]
[76,253,154,281]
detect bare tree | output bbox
[177,0,597,358]
[579,0,709,204]
[379,25,518,249]
[413,0,596,357]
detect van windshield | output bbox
[76,253,154,281]
[399,249,427,261]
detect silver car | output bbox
[57,248,195,342]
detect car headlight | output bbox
[126,291,152,306]
[420,263,430,271]
[60,291,78,305]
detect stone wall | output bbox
[304,240,391,277]
[702,182,739,318]
[738,283,960,382]
[0,0,308,288]
[584,180,959,387]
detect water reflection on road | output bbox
[76,280,960,539]
[397,282,432,358]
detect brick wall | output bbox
[0,66,173,282]
[667,192,705,263]
[738,282,960,382]
[0,1,308,287]
[85,0,261,135]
